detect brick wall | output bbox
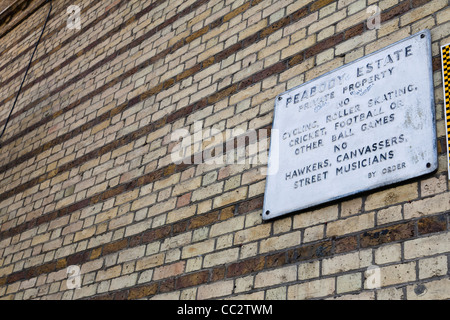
[0,0,449,300]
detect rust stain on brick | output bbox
[418,215,447,235]
[223,2,251,23]
[253,61,287,83]
[163,78,175,90]
[220,206,235,220]
[250,0,264,6]
[208,84,238,104]
[305,33,344,59]
[292,6,309,21]
[360,222,415,248]
[227,256,265,278]
[381,1,410,23]
[29,261,57,278]
[89,247,103,261]
[176,270,209,289]
[90,292,117,300]
[310,0,335,12]
[266,252,287,269]
[189,211,219,230]
[212,266,226,282]
[202,56,215,69]
[128,283,158,300]
[186,25,209,43]
[288,240,332,263]
[344,23,365,40]
[237,196,264,215]
[288,52,304,67]
[6,270,28,285]
[260,16,291,39]
[142,226,172,244]
[0,0,130,122]
[102,239,128,256]
[56,258,67,270]
[334,236,358,254]
[176,63,202,82]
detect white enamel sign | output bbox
[263,30,437,220]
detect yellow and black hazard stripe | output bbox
[442,43,450,173]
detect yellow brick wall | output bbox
[0,0,449,300]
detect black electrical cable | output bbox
[0,0,52,145]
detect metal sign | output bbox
[441,42,450,179]
[263,30,437,220]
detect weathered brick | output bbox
[188,211,219,230]
[128,283,158,300]
[153,261,186,281]
[304,225,324,243]
[135,253,165,271]
[227,256,265,278]
[288,240,333,263]
[365,184,418,211]
[234,224,271,245]
[418,255,448,279]
[198,280,234,299]
[288,277,335,300]
[407,278,450,300]
[1,0,449,302]
[376,262,416,287]
[117,245,146,264]
[298,261,320,280]
[223,2,251,22]
[404,192,450,219]
[203,248,239,268]
[376,205,403,225]
[327,212,375,237]
[255,265,297,288]
[212,186,248,209]
[293,205,338,229]
[360,222,415,248]
[96,266,122,282]
[176,270,209,289]
[311,0,335,12]
[182,239,215,259]
[334,236,358,254]
[337,272,362,294]
[375,243,402,265]
[102,239,128,256]
[404,232,450,259]
[322,250,372,275]
[210,216,245,237]
[110,274,138,291]
[265,252,287,269]
[260,231,301,253]
[417,214,447,235]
